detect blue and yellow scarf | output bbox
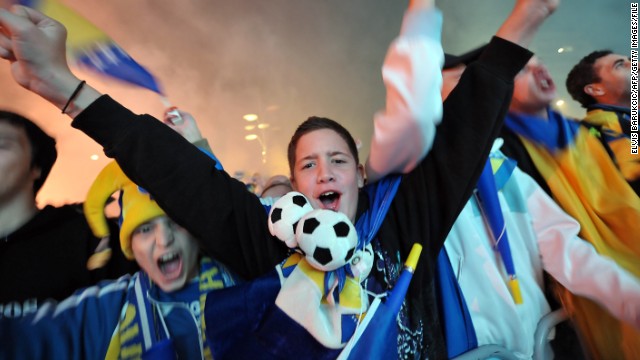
[104,257,236,359]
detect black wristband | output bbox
[61,80,86,114]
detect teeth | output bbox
[159,253,178,263]
[540,79,549,89]
[318,191,339,211]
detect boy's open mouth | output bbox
[319,191,340,211]
[157,252,183,279]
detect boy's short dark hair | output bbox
[287,116,359,176]
[566,50,613,108]
[0,110,57,194]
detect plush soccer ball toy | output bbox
[268,191,313,248]
[348,243,374,282]
[296,209,358,271]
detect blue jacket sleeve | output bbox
[0,276,131,360]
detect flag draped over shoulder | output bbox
[17,0,164,94]
[504,108,640,359]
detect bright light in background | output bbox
[556,100,565,107]
[90,154,99,161]
[557,46,573,54]
[245,133,267,163]
[243,114,258,121]
[243,114,269,162]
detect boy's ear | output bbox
[290,176,296,190]
[584,83,604,97]
[357,164,365,188]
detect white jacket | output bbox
[444,144,640,359]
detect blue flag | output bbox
[476,159,522,304]
[341,244,422,360]
[18,0,164,94]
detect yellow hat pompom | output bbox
[84,161,165,262]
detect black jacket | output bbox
[0,205,138,313]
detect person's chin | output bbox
[157,275,187,292]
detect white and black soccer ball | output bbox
[348,243,374,282]
[268,191,313,248]
[296,209,358,271]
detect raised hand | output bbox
[515,0,559,21]
[162,107,205,144]
[0,6,101,117]
[496,0,560,48]
[0,7,70,99]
